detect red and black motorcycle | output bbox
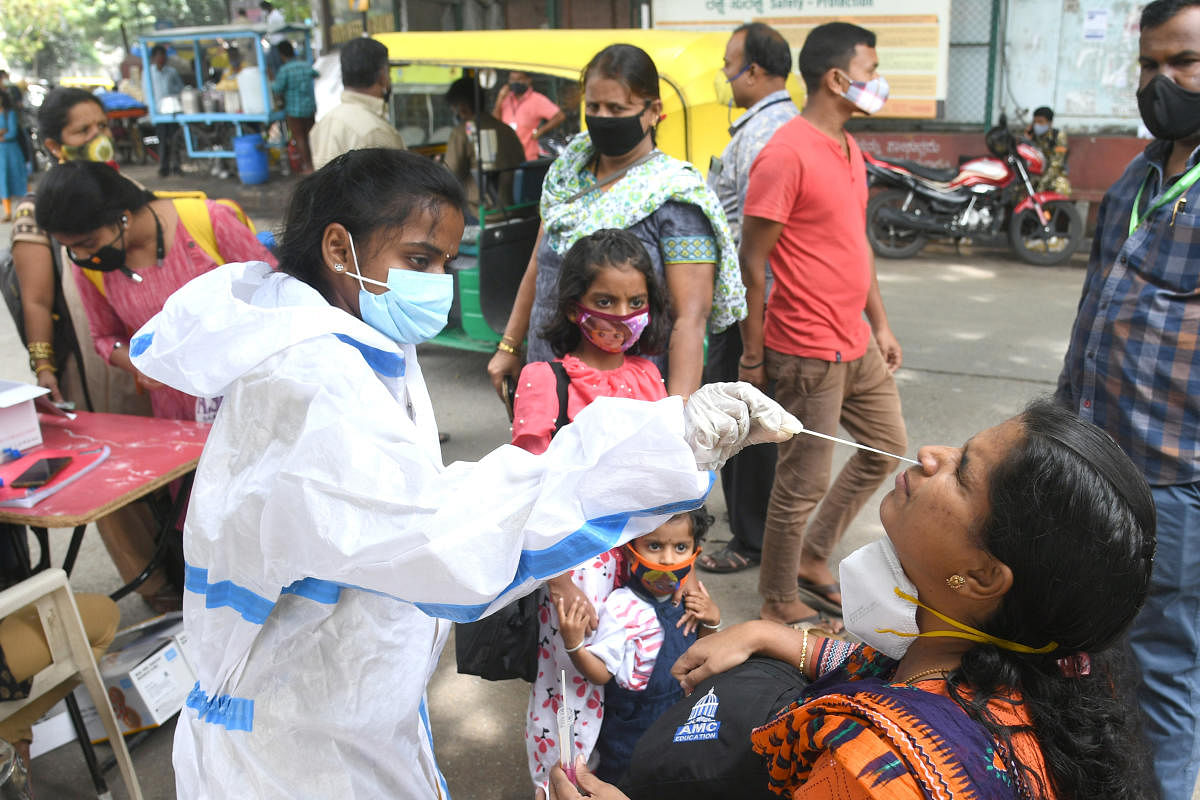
[864,119,1082,266]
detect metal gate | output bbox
[945,0,1001,126]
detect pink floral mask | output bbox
[575,305,650,353]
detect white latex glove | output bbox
[683,382,803,471]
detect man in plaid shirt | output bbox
[271,41,318,174]
[1056,2,1200,797]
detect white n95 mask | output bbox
[839,537,919,660]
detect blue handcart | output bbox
[138,22,313,177]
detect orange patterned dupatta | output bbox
[751,645,1054,800]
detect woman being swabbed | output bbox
[550,399,1157,800]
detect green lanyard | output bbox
[1129,160,1200,236]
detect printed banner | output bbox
[652,0,951,119]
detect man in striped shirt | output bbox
[698,22,797,576]
[1056,3,1200,797]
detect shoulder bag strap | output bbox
[549,360,571,438]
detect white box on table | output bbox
[0,380,49,452]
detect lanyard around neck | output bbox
[728,96,792,136]
[1129,160,1200,236]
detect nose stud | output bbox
[946,574,966,590]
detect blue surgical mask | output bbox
[1032,122,1050,136]
[346,232,453,345]
[726,62,751,84]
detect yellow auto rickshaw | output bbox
[374,28,764,353]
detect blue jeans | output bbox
[1131,482,1200,800]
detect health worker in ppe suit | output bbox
[128,148,800,799]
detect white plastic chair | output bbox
[0,569,142,800]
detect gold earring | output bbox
[946,574,966,590]
[333,263,345,272]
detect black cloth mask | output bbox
[508,81,528,96]
[69,225,128,272]
[585,102,651,157]
[67,209,164,280]
[1137,74,1200,141]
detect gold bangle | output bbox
[496,340,519,356]
[33,363,57,375]
[798,628,810,677]
[27,341,54,370]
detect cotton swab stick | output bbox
[557,669,576,781]
[795,426,919,465]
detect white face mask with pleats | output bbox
[839,537,919,659]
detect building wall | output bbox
[505,0,554,28]
[505,0,633,28]
[997,0,1142,133]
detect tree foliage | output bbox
[0,0,103,76]
[0,0,315,77]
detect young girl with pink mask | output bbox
[515,228,675,797]
[511,227,671,454]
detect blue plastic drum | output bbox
[233,133,269,185]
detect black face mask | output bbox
[1137,74,1200,141]
[586,102,651,157]
[68,225,127,272]
[66,210,163,281]
[509,81,528,96]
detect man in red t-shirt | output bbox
[492,71,566,161]
[739,22,907,629]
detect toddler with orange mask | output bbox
[556,507,721,786]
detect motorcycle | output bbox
[864,117,1082,266]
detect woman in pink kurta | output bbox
[34,160,276,422]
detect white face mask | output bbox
[839,537,919,660]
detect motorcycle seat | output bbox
[877,157,958,183]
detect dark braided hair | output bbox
[944,398,1156,799]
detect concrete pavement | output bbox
[0,167,1154,798]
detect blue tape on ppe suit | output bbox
[413,472,715,623]
[186,681,255,732]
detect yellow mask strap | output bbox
[876,587,1058,655]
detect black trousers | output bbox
[702,324,776,557]
[156,122,179,175]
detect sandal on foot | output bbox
[697,545,760,574]
[791,615,846,637]
[796,578,843,616]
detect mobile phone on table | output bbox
[11,456,73,489]
[501,375,517,423]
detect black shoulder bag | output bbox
[455,361,571,682]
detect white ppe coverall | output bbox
[129,262,713,799]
